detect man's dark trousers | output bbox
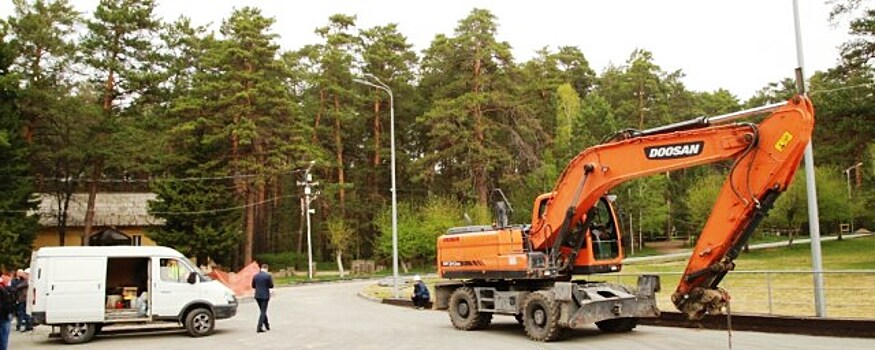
[252,270,274,332]
[256,298,270,331]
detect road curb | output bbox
[640,311,875,338]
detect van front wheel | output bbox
[60,322,97,344]
[185,308,215,337]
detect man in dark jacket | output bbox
[251,263,274,333]
[12,269,32,332]
[411,275,430,309]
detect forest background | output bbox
[1,0,872,272]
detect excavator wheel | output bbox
[448,287,492,330]
[522,291,563,342]
[595,317,638,332]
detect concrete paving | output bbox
[11,280,875,349]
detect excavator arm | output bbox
[529,95,815,319]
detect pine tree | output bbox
[418,9,544,206]
[0,35,39,269]
[79,0,161,244]
[7,0,86,247]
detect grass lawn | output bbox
[614,235,875,318]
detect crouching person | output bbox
[411,275,430,309]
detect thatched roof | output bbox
[35,193,165,227]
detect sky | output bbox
[1,0,858,99]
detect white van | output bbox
[26,246,238,344]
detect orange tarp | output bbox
[209,262,260,297]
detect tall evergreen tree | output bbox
[6,0,86,246]
[355,23,420,257]
[418,8,544,206]
[79,0,161,244]
[0,34,38,269]
[158,7,312,265]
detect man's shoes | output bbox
[257,329,265,333]
[265,325,270,331]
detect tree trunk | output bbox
[471,49,488,206]
[400,259,409,274]
[336,250,345,278]
[313,89,325,143]
[333,95,346,215]
[57,192,71,247]
[244,185,255,265]
[82,160,103,246]
[373,97,382,167]
[257,180,266,253]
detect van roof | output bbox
[34,246,184,258]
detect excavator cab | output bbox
[532,192,624,275]
[564,196,623,274]
[588,197,621,261]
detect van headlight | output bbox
[225,292,237,304]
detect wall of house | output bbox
[33,226,156,250]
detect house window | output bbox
[132,235,142,246]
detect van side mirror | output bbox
[187,272,197,284]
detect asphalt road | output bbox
[12,280,875,350]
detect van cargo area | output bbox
[105,257,150,322]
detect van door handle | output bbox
[160,291,171,294]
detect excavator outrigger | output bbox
[434,95,815,341]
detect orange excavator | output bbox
[434,95,815,341]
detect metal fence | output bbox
[607,270,875,318]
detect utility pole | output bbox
[297,161,318,280]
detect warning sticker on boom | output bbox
[775,132,793,152]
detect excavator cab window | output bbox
[536,197,549,218]
[589,197,619,260]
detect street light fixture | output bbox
[844,162,863,199]
[353,74,400,299]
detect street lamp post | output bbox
[353,74,399,299]
[844,162,863,236]
[844,162,863,198]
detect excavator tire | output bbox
[448,287,492,330]
[595,317,638,332]
[522,291,563,342]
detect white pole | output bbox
[353,75,399,299]
[628,188,635,255]
[388,88,399,299]
[792,0,826,317]
[306,191,313,280]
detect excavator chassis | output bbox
[435,275,660,341]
